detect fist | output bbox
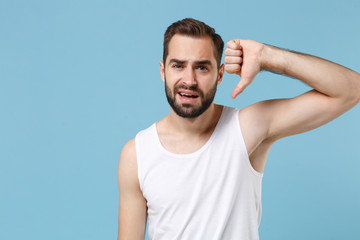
[224,39,264,99]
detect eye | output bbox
[172,64,183,69]
[197,66,208,71]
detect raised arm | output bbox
[118,139,147,240]
[225,39,360,142]
[223,39,360,174]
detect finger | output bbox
[232,86,242,99]
[232,78,251,99]
[225,64,241,74]
[226,39,242,50]
[224,56,242,64]
[224,48,242,57]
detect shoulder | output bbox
[118,138,137,184]
[120,138,136,160]
[238,100,274,137]
[237,101,276,154]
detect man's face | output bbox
[160,34,224,118]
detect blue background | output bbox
[1,0,359,239]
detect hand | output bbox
[224,39,265,99]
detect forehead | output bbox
[167,34,216,64]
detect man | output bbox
[118,18,360,240]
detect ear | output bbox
[217,64,225,85]
[160,60,165,83]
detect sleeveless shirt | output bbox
[135,106,263,240]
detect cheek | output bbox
[164,70,179,82]
[199,75,218,88]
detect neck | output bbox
[165,103,223,136]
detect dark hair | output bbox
[163,18,224,68]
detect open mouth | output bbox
[178,92,199,98]
[177,90,199,103]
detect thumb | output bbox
[232,55,261,98]
[232,77,252,99]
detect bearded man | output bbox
[118,18,360,240]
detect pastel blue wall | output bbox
[0,0,359,239]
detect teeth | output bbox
[180,93,194,97]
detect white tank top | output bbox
[135,106,263,240]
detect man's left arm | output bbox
[225,39,360,142]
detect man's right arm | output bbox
[118,138,147,240]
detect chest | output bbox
[142,145,249,214]
[159,133,212,154]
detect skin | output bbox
[117,35,360,239]
[157,34,225,154]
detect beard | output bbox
[164,76,218,118]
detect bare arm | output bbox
[224,39,360,171]
[260,43,360,140]
[118,139,147,240]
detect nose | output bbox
[182,67,197,86]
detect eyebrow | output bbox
[195,60,212,66]
[168,58,213,67]
[168,59,186,65]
